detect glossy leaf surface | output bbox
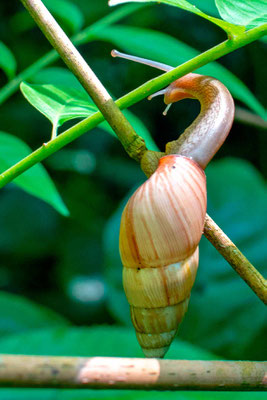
[21,69,158,150]
[0,131,69,216]
[215,0,267,29]
[0,41,16,80]
[109,0,245,35]
[0,291,68,336]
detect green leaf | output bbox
[21,70,158,150]
[0,41,16,80]
[103,191,135,326]
[46,149,96,174]
[0,326,265,399]
[10,0,84,36]
[0,325,214,358]
[103,158,267,360]
[0,131,69,216]
[192,0,220,17]
[31,67,84,89]
[95,25,266,119]
[109,0,245,35]
[0,291,68,336]
[215,0,267,29]
[20,82,97,139]
[44,0,84,33]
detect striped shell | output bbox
[119,155,207,358]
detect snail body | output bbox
[114,50,234,358]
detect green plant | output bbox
[0,0,266,396]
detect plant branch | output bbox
[0,4,143,105]
[0,19,266,303]
[204,214,267,304]
[20,0,147,162]
[0,355,266,391]
[0,24,265,187]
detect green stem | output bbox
[0,24,266,188]
[116,24,267,110]
[0,4,144,105]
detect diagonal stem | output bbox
[0,24,265,188]
[204,214,267,304]
[0,12,266,303]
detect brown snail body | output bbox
[114,50,234,358]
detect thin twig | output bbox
[20,0,147,161]
[204,214,267,304]
[0,355,266,391]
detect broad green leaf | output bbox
[192,0,220,17]
[10,0,84,35]
[103,158,267,360]
[215,0,267,29]
[0,291,68,336]
[95,25,266,119]
[109,0,245,35]
[103,193,133,326]
[31,67,84,89]
[44,0,84,33]
[46,149,96,174]
[0,41,16,80]
[0,326,264,400]
[0,131,69,216]
[0,325,214,358]
[21,73,158,151]
[20,82,97,139]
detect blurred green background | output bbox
[0,0,266,398]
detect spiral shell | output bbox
[119,155,207,358]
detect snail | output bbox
[113,50,235,358]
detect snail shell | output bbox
[119,155,207,358]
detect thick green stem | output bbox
[116,24,267,110]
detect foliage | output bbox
[215,0,267,29]
[0,41,16,80]
[20,75,158,149]
[0,131,69,215]
[0,0,266,397]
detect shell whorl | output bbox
[119,155,207,358]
